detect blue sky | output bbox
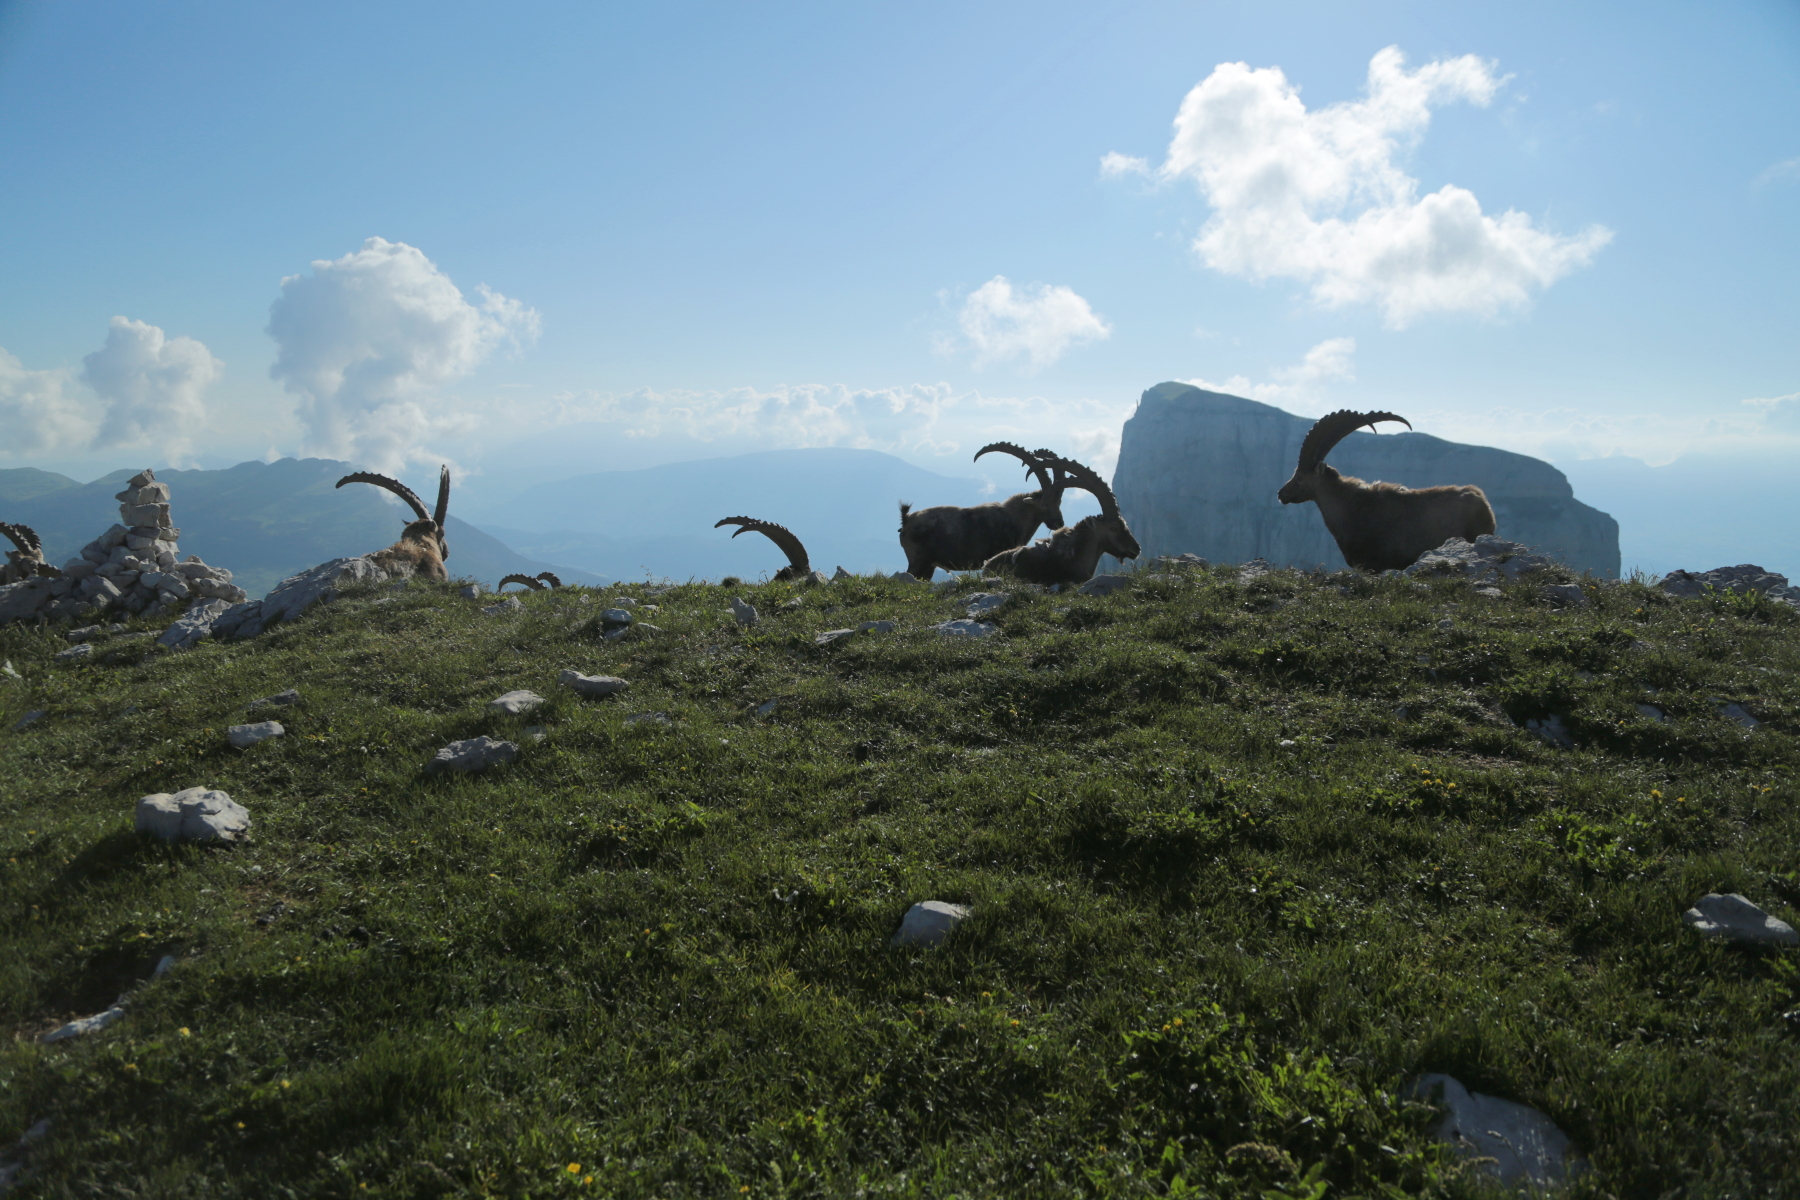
[2,0,1796,506]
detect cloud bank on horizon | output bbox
[266,237,540,475]
[1107,46,1614,327]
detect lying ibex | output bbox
[983,455,1140,584]
[714,517,819,583]
[335,466,451,582]
[1,523,59,584]
[1277,411,1496,572]
[898,443,1067,580]
[498,571,563,591]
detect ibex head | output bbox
[336,466,451,561]
[715,516,811,582]
[1042,454,1140,562]
[1279,411,1410,505]
[975,442,1064,528]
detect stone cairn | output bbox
[0,469,245,626]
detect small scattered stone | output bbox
[857,619,896,634]
[892,572,920,584]
[1406,1073,1584,1187]
[815,628,857,646]
[523,725,547,744]
[425,735,518,774]
[226,721,284,749]
[612,597,639,608]
[891,900,971,947]
[1660,564,1789,600]
[65,624,103,642]
[157,598,234,649]
[135,787,251,843]
[13,710,46,732]
[1,660,19,679]
[482,596,524,616]
[833,566,852,580]
[1635,704,1669,723]
[460,583,482,599]
[625,712,672,727]
[755,699,778,717]
[964,591,1011,616]
[1541,583,1587,607]
[1474,585,1503,598]
[250,689,301,709]
[53,643,93,664]
[1716,701,1760,729]
[600,607,634,626]
[1683,893,1799,946]
[559,670,629,698]
[1078,575,1133,597]
[1524,714,1574,748]
[1236,559,1275,583]
[729,597,758,627]
[930,618,997,639]
[39,1004,128,1044]
[488,690,546,716]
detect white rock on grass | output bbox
[930,618,996,639]
[158,598,234,649]
[891,901,971,947]
[53,644,93,664]
[425,736,518,774]
[730,597,758,627]
[1078,575,1133,597]
[2,660,20,679]
[964,592,1011,616]
[1716,701,1760,729]
[1682,893,1800,946]
[1541,583,1588,607]
[488,690,546,716]
[250,689,301,709]
[815,628,857,646]
[1406,1074,1584,1188]
[833,566,852,580]
[600,607,634,626]
[39,1004,128,1044]
[459,583,482,599]
[226,721,284,749]
[559,670,629,698]
[755,699,778,717]
[482,596,524,616]
[625,711,672,727]
[136,787,251,843]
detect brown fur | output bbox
[1,522,58,585]
[898,444,1070,580]
[982,514,1141,585]
[336,467,450,582]
[1277,411,1496,571]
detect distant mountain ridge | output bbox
[0,459,606,596]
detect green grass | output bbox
[2,565,1797,1198]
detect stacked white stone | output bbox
[52,468,246,622]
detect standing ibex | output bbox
[982,455,1139,584]
[714,517,820,583]
[1277,411,1496,572]
[1,523,59,584]
[335,466,451,582]
[897,443,1068,580]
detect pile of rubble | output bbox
[1659,564,1800,607]
[1402,535,1560,582]
[0,470,245,626]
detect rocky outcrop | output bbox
[0,469,247,627]
[1112,384,1620,576]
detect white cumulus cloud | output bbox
[1187,336,1357,407]
[955,276,1112,369]
[0,349,92,457]
[1128,46,1612,327]
[82,316,222,460]
[267,237,540,472]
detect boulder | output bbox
[964,592,1012,615]
[1682,893,1799,946]
[157,599,234,650]
[1405,535,1559,581]
[1541,583,1588,607]
[891,901,971,947]
[425,736,518,774]
[210,600,266,640]
[1406,1074,1584,1188]
[483,597,524,616]
[1114,384,1619,575]
[0,577,56,624]
[135,787,251,843]
[599,607,633,626]
[1660,564,1788,600]
[258,557,390,627]
[1077,575,1132,597]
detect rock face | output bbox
[1113,384,1620,576]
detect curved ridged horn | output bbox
[432,465,450,530]
[335,472,431,523]
[975,442,1053,492]
[714,516,810,573]
[498,573,545,591]
[1037,455,1118,519]
[0,522,41,555]
[1296,411,1411,472]
[535,571,562,589]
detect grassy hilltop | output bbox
[1,565,1797,1198]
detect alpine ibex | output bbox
[982,455,1139,584]
[498,571,564,591]
[714,517,820,583]
[1277,411,1496,572]
[335,466,451,582]
[1,523,58,585]
[897,443,1068,580]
